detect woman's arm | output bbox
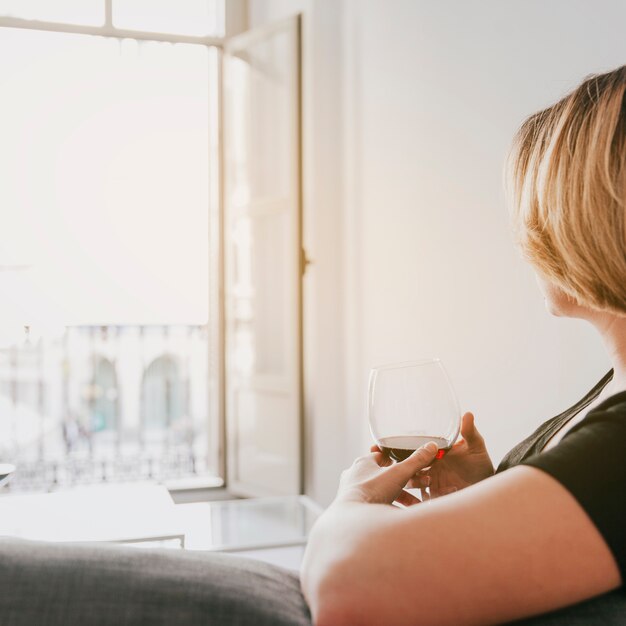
[302,463,621,626]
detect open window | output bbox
[0,4,304,497]
[223,17,303,497]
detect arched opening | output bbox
[90,357,119,432]
[141,355,183,431]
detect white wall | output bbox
[249,0,626,505]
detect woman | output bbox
[2,68,626,626]
[301,66,626,624]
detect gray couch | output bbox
[0,539,310,625]
[0,538,623,625]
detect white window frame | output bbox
[0,0,226,45]
[0,1,304,496]
[0,1,234,487]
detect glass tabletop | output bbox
[177,495,321,551]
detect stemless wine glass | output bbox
[368,359,461,466]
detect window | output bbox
[0,3,304,497]
[0,0,224,34]
[113,0,224,37]
[0,0,104,26]
[0,5,220,491]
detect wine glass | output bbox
[368,359,461,472]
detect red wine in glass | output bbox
[378,435,451,462]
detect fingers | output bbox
[460,412,484,449]
[460,412,476,441]
[430,485,458,498]
[407,473,431,489]
[370,450,393,468]
[394,489,421,507]
[388,442,438,485]
[370,444,393,467]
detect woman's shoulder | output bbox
[496,370,617,474]
[570,390,626,436]
[589,389,626,416]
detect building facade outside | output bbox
[0,325,210,492]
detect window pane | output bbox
[0,28,218,492]
[0,29,209,326]
[223,20,301,496]
[231,212,288,376]
[228,30,292,205]
[113,0,224,37]
[0,0,104,25]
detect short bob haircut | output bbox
[507,65,626,314]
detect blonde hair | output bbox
[507,66,626,314]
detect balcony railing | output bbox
[0,325,212,492]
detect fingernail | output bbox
[421,442,438,454]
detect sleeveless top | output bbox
[496,370,626,582]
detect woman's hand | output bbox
[336,441,439,507]
[408,412,494,497]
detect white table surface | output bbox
[0,483,185,545]
[0,485,320,567]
